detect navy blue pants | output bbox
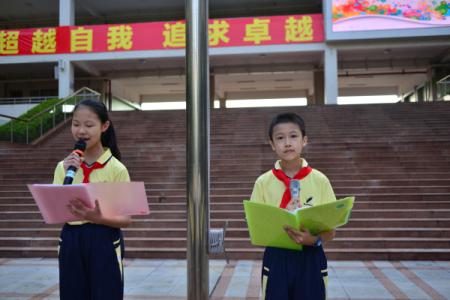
[261,246,328,300]
[58,223,125,300]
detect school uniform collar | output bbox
[81,148,113,168]
[95,148,113,165]
[274,158,309,170]
[272,158,312,209]
[80,148,113,184]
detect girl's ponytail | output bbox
[101,120,121,161]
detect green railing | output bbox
[0,87,101,144]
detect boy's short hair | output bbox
[268,112,306,141]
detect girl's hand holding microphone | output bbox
[62,151,84,173]
[63,139,94,220]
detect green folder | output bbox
[243,197,354,250]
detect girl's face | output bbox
[269,122,307,162]
[71,106,109,150]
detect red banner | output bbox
[0,14,323,56]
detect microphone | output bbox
[289,179,301,209]
[63,140,87,185]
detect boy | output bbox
[250,112,336,300]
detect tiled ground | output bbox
[0,258,449,299]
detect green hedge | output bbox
[0,97,75,143]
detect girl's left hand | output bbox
[68,198,103,223]
[284,225,317,246]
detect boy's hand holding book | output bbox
[243,197,354,250]
[283,225,317,246]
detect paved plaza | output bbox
[0,258,449,299]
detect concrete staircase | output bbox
[1,102,450,260]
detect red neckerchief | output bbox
[272,164,312,209]
[80,156,111,183]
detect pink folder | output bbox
[28,182,149,224]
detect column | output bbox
[59,0,75,26]
[58,0,75,98]
[58,59,74,99]
[324,46,338,105]
[219,94,226,109]
[313,70,325,105]
[427,68,437,101]
[210,74,216,108]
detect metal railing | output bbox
[0,87,100,144]
[437,74,450,101]
[0,96,58,105]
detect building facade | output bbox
[1,0,449,106]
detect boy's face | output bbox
[269,122,307,162]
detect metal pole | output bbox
[186,0,210,298]
[108,80,112,111]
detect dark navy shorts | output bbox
[261,246,328,300]
[58,223,125,300]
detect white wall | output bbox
[111,98,137,111]
[111,80,140,103]
[0,104,37,125]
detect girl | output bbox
[53,99,130,300]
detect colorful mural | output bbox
[332,0,450,31]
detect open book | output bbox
[243,197,354,250]
[28,182,149,224]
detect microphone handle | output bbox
[63,165,77,185]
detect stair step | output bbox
[2,201,450,211]
[1,103,450,260]
[1,218,450,229]
[0,227,450,238]
[0,247,449,260]
[2,236,450,250]
[1,209,450,220]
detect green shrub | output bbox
[0,97,75,143]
